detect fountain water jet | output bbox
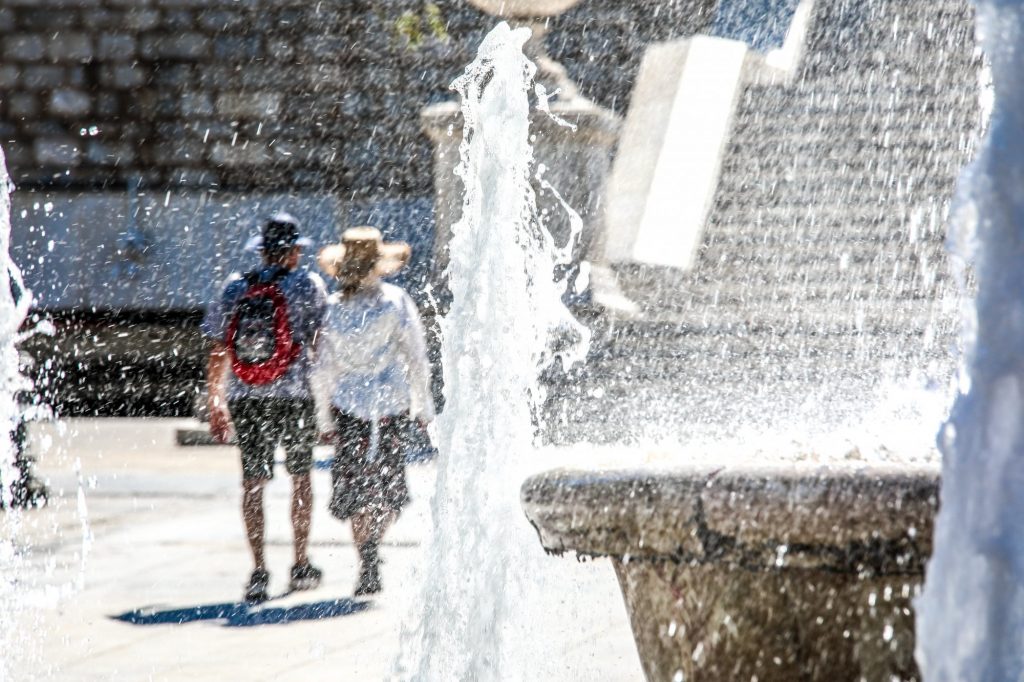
[0,147,43,679]
[916,2,1024,679]
[394,22,590,680]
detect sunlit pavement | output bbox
[4,418,641,681]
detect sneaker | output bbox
[244,568,270,605]
[11,474,48,509]
[289,562,323,592]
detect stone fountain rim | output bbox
[521,463,939,575]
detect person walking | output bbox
[203,212,327,604]
[312,227,434,596]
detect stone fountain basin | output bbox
[522,462,939,681]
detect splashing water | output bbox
[394,23,589,680]
[915,2,1024,679]
[0,146,39,679]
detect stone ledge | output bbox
[521,462,938,574]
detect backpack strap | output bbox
[241,266,289,288]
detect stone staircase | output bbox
[544,0,982,444]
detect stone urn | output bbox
[421,0,621,312]
[522,461,939,681]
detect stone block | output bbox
[7,93,39,119]
[215,92,281,119]
[166,167,218,186]
[49,89,92,117]
[151,140,207,165]
[94,92,122,118]
[266,39,294,61]
[300,36,349,61]
[180,92,214,117]
[130,91,179,118]
[4,35,47,62]
[210,141,271,167]
[21,65,66,90]
[197,9,247,31]
[195,64,238,89]
[232,65,292,90]
[184,120,234,140]
[0,8,15,31]
[82,9,119,28]
[99,64,149,89]
[47,33,94,62]
[0,65,19,88]
[96,34,138,60]
[67,66,87,87]
[151,64,194,88]
[2,140,33,168]
[20,9,79,30]
[21,120,67,138]
[85,140,136,166]
[163,10,196,29]
[34,138,82,166]
[214,35,262,61]
[152,121,188,138]
[140,33,210,60]
[124,9,161,31]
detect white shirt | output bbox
[310,282,435,432]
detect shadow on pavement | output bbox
[111,597,369,627]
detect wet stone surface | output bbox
[522,462,938,680]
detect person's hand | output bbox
[208,399,233,444]
[319,430,338,446]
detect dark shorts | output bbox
[229,398,316,480]
[329,410,411,520]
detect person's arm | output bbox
[397,292,435,423]
[309,308,338,439]
[201,276,236,444]
[206,341,233,444]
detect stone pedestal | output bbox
[521,463,938,681]
[421,90,619,310]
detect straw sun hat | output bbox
[317,227,411,279]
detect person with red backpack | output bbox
[202,213,328,604]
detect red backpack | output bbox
[226,269,301,386]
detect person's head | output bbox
[259,212,310,269]
[318,227,410,294]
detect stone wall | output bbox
[0,0,715,200]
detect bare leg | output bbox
[351,510,396,594]
[242,478,267,571]
[351,511,395,547]
[291,474,312,565]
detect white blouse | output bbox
[310,282,435,432]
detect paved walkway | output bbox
[3,419,641,681]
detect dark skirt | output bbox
[329,410,412,521]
